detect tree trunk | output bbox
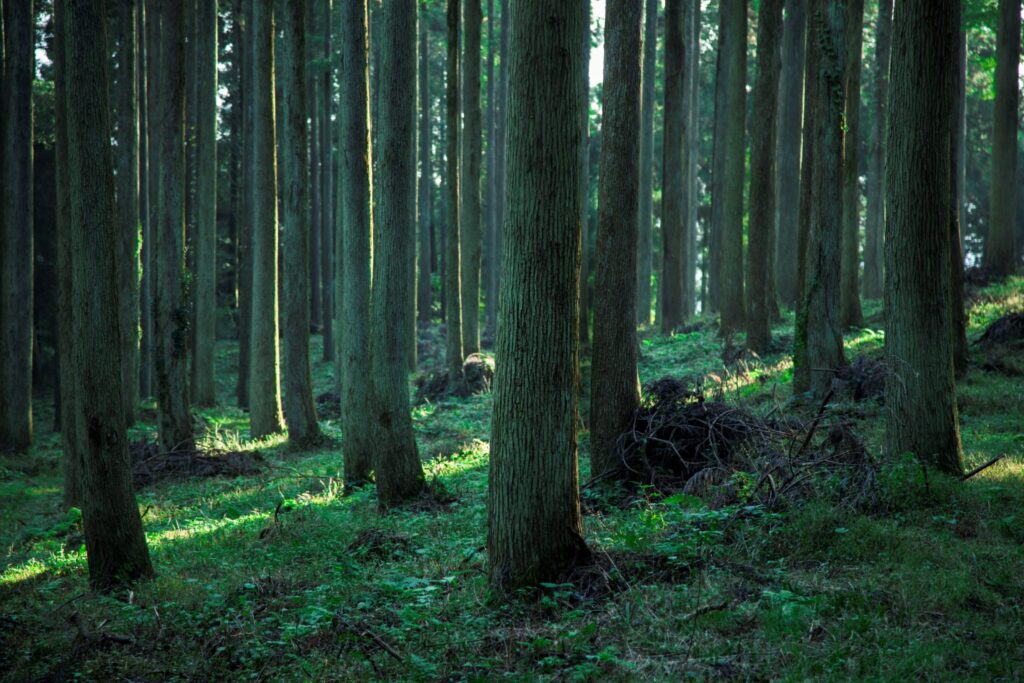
[0,0,34,451]
[190,0,218,406]
[236,1,252,407]
[794,0,846,398]
[775,0,806,309]
[839,0,864,329]
[660,0,686,332]
[444,0,465,389]
[373,0,425,508]
[578,6,591,349]
[338,0,375,486]
[248,0,285,438]
[795,13,817,316]
[321,0,335,364]
[460,0,483,356]
[307,0,322,332]
[62,0,154,590]
[276,0,319,444]
[493,0,509,326]
[591,0,643,478]
[713,0,747,334]
[950,24,968,377]
[484,0,497,336]
[746,0,783,354]
[153,0,195,452]
[418,14,433,325]
[684,0,701,319]
[862,0,891,300]
[637,0,657,326]
[488,0,588,591]
[985,0,1021,276]
[138,0,153,401]
[885,0,962,475]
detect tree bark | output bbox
[321,0,335,364]
[307,1,322,332]
[684,0,700,319]
[493,0,508,326]
[795,13,817,316]
[660,0,686,332]
[62,0,154,590]
[578,5,591,349]
[794,0,846,398]
[444,0,465,389]
[746,0,783,354]
[885,0,962,475]
[488,0,587,591]
[418,14,433,325]
[839,0,864,329]
[862,0,891,300]
[338,0,375,486]
[138,0,153,401]
[248,0,285,438]
[484,0,497,336]
[460,0,483,356]
[985,0,1021,276]
[591,0,643,478]
[775,0,806,310]
[236,1,253,407]
[949,22,968,378]
[0,0,34,451]
[637,0,657,326]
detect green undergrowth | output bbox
[2,278,1023,681]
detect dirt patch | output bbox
[832,356,886,402]
[130,441,263,489]
[414,353,495,404]
[977,312,1024,348]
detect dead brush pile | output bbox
[609,377,878,510]
[130,441,264,489]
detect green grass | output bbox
[2,278,1023,681]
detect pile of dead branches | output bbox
[977,312,1024,348]
[130,441,264,489]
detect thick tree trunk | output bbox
[373,0,425,508]
[578,6,591,349]
[138,1,153,401]
[321,0,335,364]
[488,0,587,591]
[862,0,891,300]
[684,0,700,319]
[236,1,252,408]
[775,0,806,309]
[277,0,319,444]
[62,0,154,590]
[153,0,195,452]
[493,0,508,325]
[839,0,864,329]
[418,14,433,326]
[950,23,968,377]
[248,1,285,438]
[713,0,747,334]
[444,0,465,389]
[985,0,1021,276]
[111,0,140,423]
[637,0,657,326]
[460,0,483,356]
[746,0,783,354]
[660,0,686,332]
[885,0,962,475]
[794,0,846,398]
[338,0,375,486]
[591,0,643,478]
[484,0,497,336]
[795,15,817,315]
[0,0,34,451]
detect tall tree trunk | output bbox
[794,0,846,398]
[338,0,375,486]
[591,0,643,478]
[637,0,657,326]
[373,0,425,508]
[684,0,701,319]
[578,5,591,348]
[0,0,34,451]
[192,0,218,406]
[236,1,253,407]
[862,0,891,300]
[713,0,747,334]
[138,0,153,401]
[321,0,335,364]
[746,0,783,354]
[950,24,968,377]
[985,0,1020,276]
[839,0,864,329]
[885,0,962,475]
[660,0,686,332]
[277,0,319,444]
[307,0,322,332]
[62,0,154,589]
[484,0,497,336]
[111,0,140,423]
[493,0,508,326]
[461,0,483,356]
[444,0,465,389]
[418,13,433,325]
[795,14,817,315]
[488,0,588,591]
[154,0,196,452]
[775,0,806,309]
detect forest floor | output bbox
[2,277,1023,682]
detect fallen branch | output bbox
[961,454,1007,481]
[68,611,134,646]
[683,600,730,622]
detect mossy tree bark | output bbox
[153,0,195,452]
[444,0,465,389]
[985,0,1020,276]
[277,0,319,444]
[61,0,154,590]
[862,0,891,300]
[338,0,374,486]
[0,0,34,452]
[488,0,588,591]
[884,0,963,475]
[248,0,285,438]
[591,0,643,478]
[192,0,218,407]
[637,0,657,326]
[418,14,433,326]
[460,0,483,357]
[373,0,425,509]
[746,0,783,354]
[660,0,686,333]
[839,0,864,330]
[775,0,807,310]
[794,0,846,398]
